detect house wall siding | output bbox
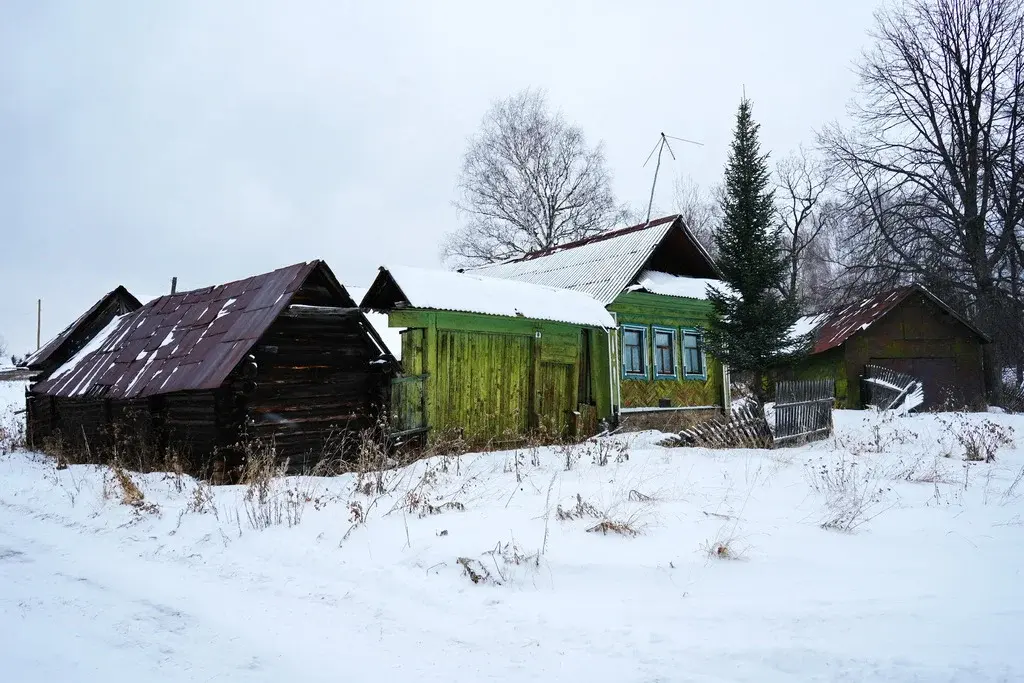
[390,310,606,445]
[608,292,723,411]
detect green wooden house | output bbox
[361,215,732,444]
[470,214,731,430]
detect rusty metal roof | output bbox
[24,286,142,370]
[807,285,989,354]
[468,215,719,304]
[32,261,336,399]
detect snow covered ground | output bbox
[1,390,1022,681]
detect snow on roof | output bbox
[468,216,694,304]
[349,286,403,361]
[33,261,341,399]
[363,266,616,328]
[627,270,734,300]
[23,286,141,369]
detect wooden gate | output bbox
[774,379,835,445]
[862,364,924,411]
[390,374,428,438]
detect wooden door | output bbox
[435,330,532,443]
[538,361,575,437]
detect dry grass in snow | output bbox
[1,392,1023,681]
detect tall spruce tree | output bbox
[705,98,801,403]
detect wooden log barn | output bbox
[27,260,396,475]
[781,284,990,410]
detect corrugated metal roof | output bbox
[468,216,681,304]
[24,286,142,370]
[32,262,323,399]
[361,265,616,328]
[805,284,989,354]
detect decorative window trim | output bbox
[620,324,649,379]
[681,327,707,380]
[652,326,678,379]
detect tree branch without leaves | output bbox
[443,89,622,267]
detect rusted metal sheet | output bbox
[23,286,142,372]
[807,285,989,355]
[31,261,343,400]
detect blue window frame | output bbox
[652,327,677,379]
[621,325,648,378]
[682,328,706,379]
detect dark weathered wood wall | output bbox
[842,292,985,409]
[242,312,386,471]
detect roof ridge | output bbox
[488,214,680,265]
[148,260,319,302]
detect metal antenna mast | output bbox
[643,132,703,224]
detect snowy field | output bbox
[1,381,1023,682]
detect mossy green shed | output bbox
[782,285,990,410]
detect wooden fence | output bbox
[1002,383,1024,413]
[861,365,923,411]
[675,403,774,449]
[774,379,835,445]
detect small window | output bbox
[653,327,677,378]
[682,329,706,379]
[621,326,648,378]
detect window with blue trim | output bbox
[653,327,677,378]
[682,329,706,379]
[621,326,648,378]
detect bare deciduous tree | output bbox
[820,0,1024,401]
[673,175,721,258]
[443,89,621,266]
[774,147,838,309]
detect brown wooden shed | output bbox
[27,261,396,476]
[787,285,990,410]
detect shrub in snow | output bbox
[555,494,602,521]
[585,519,639,536]
[400,490,465,518]
[701,533,746,561]
[0,419,24,456]
[102,462,160,516]
[186,481,216,515]
[805,455,893,532]
[457,537,543,587]
[946,417,1014,463]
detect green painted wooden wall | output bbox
[605,292,724,410]
[389,309,608,445]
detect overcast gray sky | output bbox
[0,0,879,357]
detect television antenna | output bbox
[643,132,703,224]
